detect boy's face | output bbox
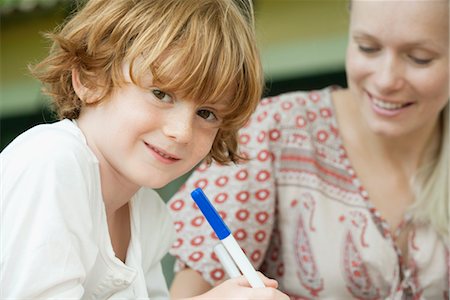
[77,64,226,191]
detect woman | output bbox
[168,0,449,298]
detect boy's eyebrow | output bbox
[201,100,229,110]
[201,89,235,107]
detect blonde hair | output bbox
[347,0,449,241]
[30,0,264,165]
[410,103,449,241]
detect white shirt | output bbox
[1,119,175,299]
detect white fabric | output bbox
[1,119,175,299]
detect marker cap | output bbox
[190,188,231,240]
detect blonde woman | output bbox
[169,0,449,298]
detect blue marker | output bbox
[190,188,265,288]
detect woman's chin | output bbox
[367,122,406,139]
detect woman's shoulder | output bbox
[261,86,338,110]
[248,86,339,128]
[246,86,340,134]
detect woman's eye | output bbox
[197,109,217,121]
[151,89,172,103]
[358,45,379,53]
[409,55,432,65]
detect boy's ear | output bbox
[71,69,101,104]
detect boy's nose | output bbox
[162,107,194,144]
[373,54,405,93]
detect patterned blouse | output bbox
[168,86,449,299]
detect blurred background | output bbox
[0,0,349,286]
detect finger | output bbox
[248,287,289,300]
[229,275,252,287]
[256,272,279,288]
[229,273,279,289]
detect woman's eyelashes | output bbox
[407,55,433,66]
[357,44,434,66]
[151,89,173,103]
[358,44,379,54]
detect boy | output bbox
[0,0,288,298]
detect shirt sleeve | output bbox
[1,131,95,298]
[168,96,282,285]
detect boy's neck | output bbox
[99,165,139,214]
[76,116,139,214]
[106,201,131,263]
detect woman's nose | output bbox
[373,53,405,93]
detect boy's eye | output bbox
[197,109,217,121]
[152,89,173,103]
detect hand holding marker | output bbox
[190,188,265,288]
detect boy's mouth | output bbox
[145,142,180,161]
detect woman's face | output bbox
[346,0,449,138]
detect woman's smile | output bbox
[367,91,415,117]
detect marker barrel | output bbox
[221,235,265,288]
[214,243,241,279]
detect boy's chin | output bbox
[145,176,179,190]
[147,180,170,190]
